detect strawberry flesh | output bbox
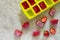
[14,30,23,37]
[44,30,50,37]
[36,20,44,28]
[50,28,56,34]
[41,16,47,23]
[33,30,40,37]
[50,19,58,26]
[22,22,30,29]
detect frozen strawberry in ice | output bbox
[32,30,40,37]
[44,30,50,37]
[49,8,56,16]
[41,16,47,23]
[39,1,47,9]
[50,19,58,26]
[22,1,29,9]
[53,0,58,2]
[33,6,40,13]
[36,20,44,28]
[28,0,35,5]
[14,30,23,37]
[22,21,30,29]
[50,28,56,34]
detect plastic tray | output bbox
[20,0,60,19]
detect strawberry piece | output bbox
[49,8,56,16]
[28,0,35,5]
[39,1,47,9]
[41,16,47,23]
[14,30,23,37]
[44,30,50,37]
[36,20,44,28]
[50,19,58,26]
[53,0,58,2]
[33,6,40,13]
[50,28,56,34]
[22,1,29,9]
[22,22,30,29]
[32,30,40,37]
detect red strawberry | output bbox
[14,30,23,37]
[22,21,30,29]
[28,0,35,5]
[39,1,47,9]
[33,6,40,13]
[36,20,44,28]
[50,28,56,34]
[50,19,58,26]
[22,1,29,9]
[53,0,58,2]
[44,30,50,37]
[32,30,40,37]
[49,8,56,16]
[41,16,47,23]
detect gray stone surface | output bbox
[0,0,60,40]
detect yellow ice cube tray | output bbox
[20,0,60,19]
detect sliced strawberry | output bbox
[41,16,47,23]
[22,21,30,29]
[28,0,35,5]
[36,20,44,28]
[14,30,23,37]
[32,30,40,37]
[49,8,56,16]
[22,1,29,9]
[39,1,47,9]
[50,19,58,26]
[50,28,56,34]
[33,6,40,13]
[44,30,50,37]
[53,0,58,2]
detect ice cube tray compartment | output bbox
[22,1,29,9]
[39,1,47,10]
[33,5,40,13]
[28,0,35,5]
[27,9,35,17]
[45,0,53,6]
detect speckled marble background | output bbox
[0,0,60,40]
